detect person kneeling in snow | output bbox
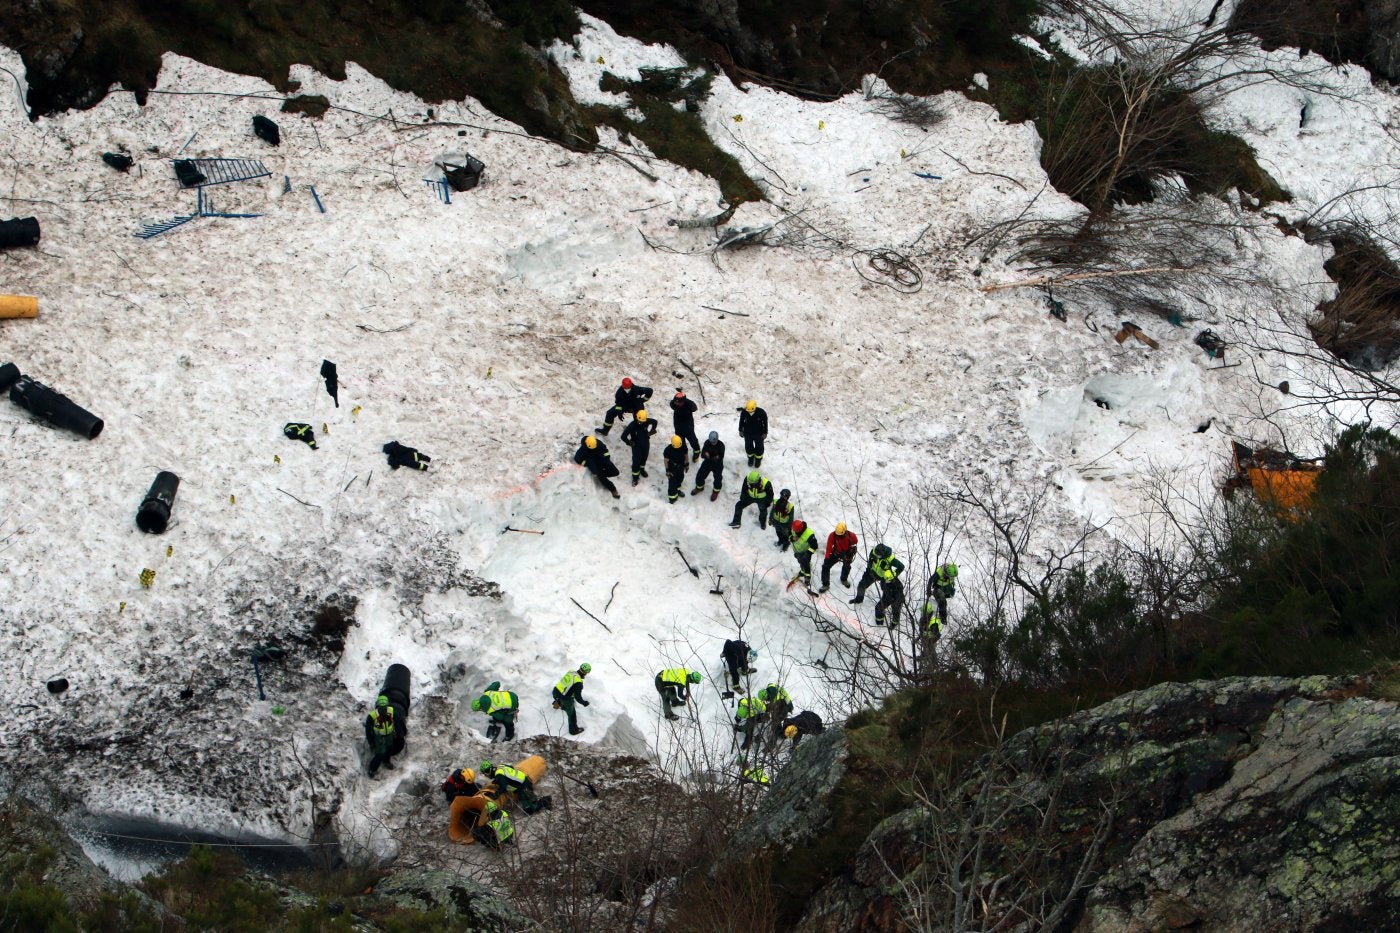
[655,668,701,720]
[471,681,519,741]
[574,435,621,499]
[481,760,550,813]
[473,799,515,849]
[383,440,430,471]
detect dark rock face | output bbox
[730,726,848,854]
[1366,0,1400,80]
[795,677,1400,932]
[367,868,537,931]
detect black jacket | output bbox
[701,438,725,462]
[738,407,768,440]
[663,443,689,477]
[574,439,620,477]
[621,417,658,452]
[614,384,653,414]
[670,396,697,431]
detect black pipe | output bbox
[136,471,180,534]
[0,362,19,393]
[379,663,411,752]
[9,376,103,438]
[0,217,40,249]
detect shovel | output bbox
[560,772,600,798]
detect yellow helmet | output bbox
[584,435,598,450]
[785,725,799,739]
[637,409,648,421]
[671,435,682,448]
[835,522,847,535]
[461,768,476,783]
[745,399,756,412]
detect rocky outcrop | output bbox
[366,868,537,931]
[730,726,848,854]
[796,676,1400,932]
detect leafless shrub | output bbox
[868,92,945,130]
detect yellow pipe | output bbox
[0,295,38,319]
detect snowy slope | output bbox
[0,8,1392,869]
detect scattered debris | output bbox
[1194,329,1227,361]
[383,440,431,471]
[253,115,281,146]
[1114,320,1161,350]
[436,153,485,192]
[568,596,613,633]
[668,202,737,229]
[674,546,700,578]
[46,678,69,695]
[9,373,104,438]
[0,296,37,320]
[320,359,339,407]
[283,422,318,449]
[0,216,40,249]
[1225,441,1323,512]
[101,152,133,172]
[136,471,181,534]
[502,526,545,535]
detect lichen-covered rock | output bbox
[366,868,537,931]
[796,676,1400,932]
[729,726,848,854]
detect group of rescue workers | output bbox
[575,376,962,633]
[362,375,965,850]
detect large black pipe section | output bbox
[0,362,19,393]
[9,375,103,438]
[0,217,40,249]
[136,471,180,533]
[379,663,411,753]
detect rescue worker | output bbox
[663,434,689,503]
[851,544,906,626]
[655,667,702,721]
[734,693,768,751]
[757,683,792,736]
[670,390,701,460]
[770,489,794,550]
[574,435,621,499]
[926,562,959,626]
[920,605,945,655]
[740,759,770,785]
[729,470,774,529]
[790,519,818,590]
[599,377,652,435]
[692,431,725,501]
[552,663,592,735]
[782,710,825,746]
[441,767,481,804]
[473,798,515,849]
[721,639,758,693]
[481,759,550,813]
[819,522,859,592]
[364,694,397,776]
[620,408,658,486]
[470,680,519,742]
[737,399,768,467]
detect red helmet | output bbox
[792,520,806,534]
[622,377,633,389]
[675,390,685,398]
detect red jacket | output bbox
[825,530,858,559]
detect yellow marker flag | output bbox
[230,494,236,505]
[818,120,825,131]
[732,114,743,123]
[140,568,156,588]
[274,454,281,464]
[596,56,605,64]
[351,405,361,417]
[166,545,173,558]
[119,601,126,614]
[322,422,329,434]
[487,366,493,379]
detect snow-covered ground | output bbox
[1,5,1396,871]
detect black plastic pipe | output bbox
[379,663,411,753]
[9,376,103,438]
[0,362,19,393]
[136,471,180,534]
[0,217,40,248]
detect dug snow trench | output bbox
[0,8,1384,871]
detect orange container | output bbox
[0,295,38,319]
